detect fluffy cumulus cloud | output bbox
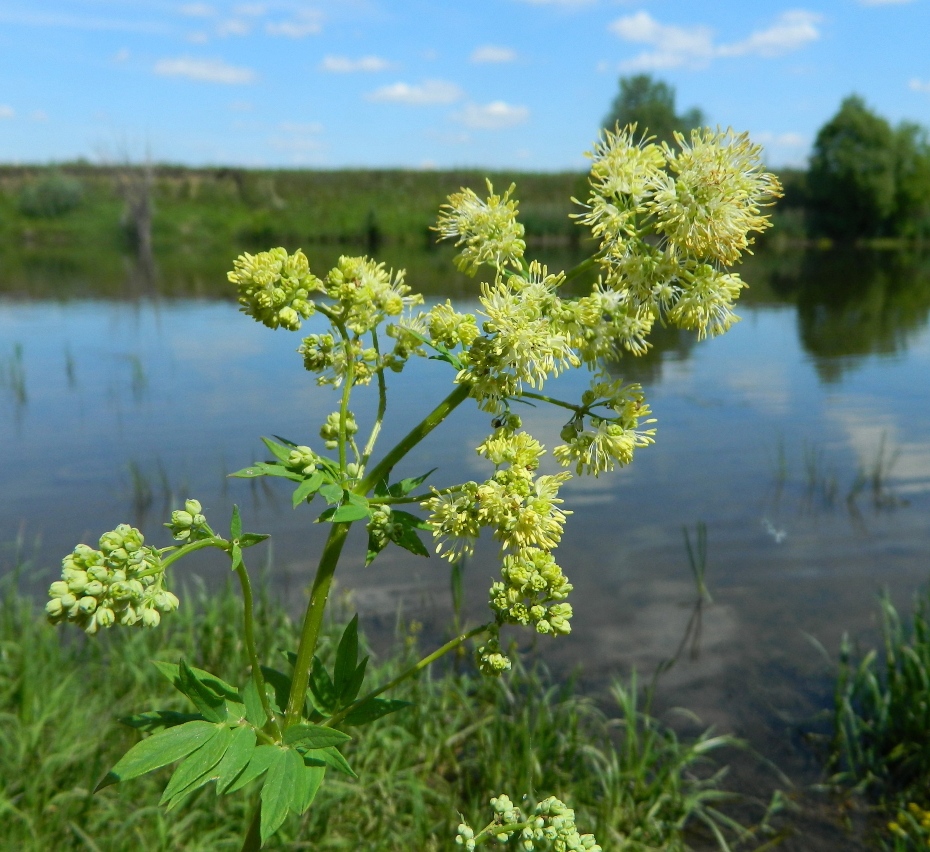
[910,78,930,93]
[610,9,821,70]
[154,56,255,84]
[454,101,529,129]
[471,45,517,64]
[321,55,391,72]
[367,79,463,105]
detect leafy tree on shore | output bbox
[603,74,704,146]
[808,95,930,240]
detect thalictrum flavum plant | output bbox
[46,125,781,850]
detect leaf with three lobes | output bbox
[179,660,227,722]
[392,526,430,558]
[344,698,413,727]
[261,436,293,463]
[224,745,280,795]
[96,720,217,790]
[333,616,359,697]
[260,666,293,715]
[292,472,325,508]
[301,745,356,778]
[241,678,268,728]
[153,661,240,702]
[260,748,302,844]
[292,764,325,816]
[308,656,336,714]
[283,723,351,749]
[119,710,202,733]
[161,724,232,809]
[318,483,343,504]
[215,726,257,794]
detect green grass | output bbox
[0,547,759,851]
[830,587,930,818]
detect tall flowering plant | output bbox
[47,126,780,849]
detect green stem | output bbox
[326,623,491,727]
[358,382,472,494]
[337,327,355,475]
[234,560,280,737]
[560,252,604,285]
[139,537,228,578]
[517,390,585,414]
[368,485,464,506]
[475,818,536,845]
[240,803,262,852]
[360,330,387,474]
[284,522,352,726]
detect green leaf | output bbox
[215,726,257,795]
[225,745,280,795]
[97,720,217,790]
[301,745,356,778]
[373,479,390,499]
[365,531,387,567]
[333,616,359,698]
[260,666,293,715]
[308,657,336,714]
[230,543,243,572]
[342,657,368,705]
[153,661,240,703]
[345,491,369,508]
[344,698,413,727]
[393,526,430,558]
[241,679,267,729]
[119,710,202,733]
[261,436,293,463]
[319,483,343,504]
[292,764,325,816]
[230,505,243,540]
[239,532,270,548]
[391,510,432,530]
[161,725,232,808]
[260,748,297,844]
[179,660,227,723]
[389,469,438,498]
[283,723,351,749]
[292,472,325,508]
[329,502,371,523]
[229,462,302,482]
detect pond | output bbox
[2,243,930,844]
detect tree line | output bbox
[606,75,930,242]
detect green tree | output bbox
[808,95,930,240]
[603,74,704,146]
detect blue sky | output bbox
[0,0,928,171]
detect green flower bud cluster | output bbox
[456,795,601,852]
[286,445,322,475]
[476,628,511,677]
[490,548,573,635]
[434,180,526,277]
[320,410,358,450]
[47,525,178,634]
[384,312,429,371]
[554,378,656,477]
[299,333,380,387]
[165,498,210,541]
[366,504,393,551]
[427,300,480,350]
[229,247,321,331]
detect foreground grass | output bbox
[0,564,760,851]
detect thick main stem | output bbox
[284,522,351,725]
[357,382,471,494]
[240,804,262,852]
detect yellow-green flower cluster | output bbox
[554,378,656,477]
[47,525,179,634]
[299,333,379,387]
[888,802,930,848]
[229,247,321,331]
[323,255,422,335]
[166,498,210,542]
[577,124,781,340]
[320,410,358,450]
[490,548,573,634]
[476,629,512,677]
[434,180,526,276]
[427,300,480,350]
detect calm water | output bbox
[2,245,930,845]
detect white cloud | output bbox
[515,0,596,6]
[187,31,209,43]
[471,45,517,64]
[367,79,463,105]
[229,100,254,111]
[113,48,130,63]
[217,18,250,36]
[266,11,322,37]
[279,121,323,134]
[860,0,914,5]
[321,55,391,73]
[0,105,15,119]
[234,3,266,15]
[179,3,215,16]
[610,10,821,70]
[30,109,48,122]
[454,100,530,130]
[154,57,255,84]
[910,78,930,93]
